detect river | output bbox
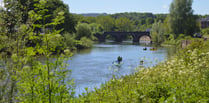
[67,41,174,96]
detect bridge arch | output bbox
[139,35,152,43]
[94,31,151,43]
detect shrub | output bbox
[76,37,93,49]
[75,23,92,40]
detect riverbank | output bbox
[74,40,209,102]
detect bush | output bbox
[75,23,92,40]
[76,37,93,49]
[63,32,76,50]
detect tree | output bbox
[80,16,96,24]
[151,21,165,45]
[48,0,77,33]
[90,23,104,34]
[0,0,75,102]
[168,0,200,38]
[139,19,146,25]
[2,0,76,33]
[75,23,92,40]
[115,17,133,31]
[200,27,209,39]
[96,16,115,32]
[146,17,154,25]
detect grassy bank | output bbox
[74,40,209,102]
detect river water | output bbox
[67,41,174,96]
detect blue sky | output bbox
[63,0,209,15]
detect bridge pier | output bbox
[113,33,124,42]
[132,39,139,43]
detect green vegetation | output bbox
[76,6,203,45]
[77,37,93,49]
[168,0,200,38]
[201,27,209,38]
[74,0,209,102]
[75,23,93,40]
[96,15,115,32]
[115,17,133,32]
[0,0,209,102]
[151,21,165,45]
[90,23,104,35]
[0,0,75,102]
[77,13,167,32]
[150,0,202,45]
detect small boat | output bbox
[150,47,157,51]
[112,61,124,67]
[112,56,123,66]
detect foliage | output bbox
[115,17,133,32]
[168,0,200,38]
[111,12,166,31]
[146,17,154,25]
[63,32,76,50]
[80,16,97,24]
[111,12,166,21]
[76,37,93,49]
[74,23,94,48]
[76,40,209,102]
[89,23,104,35]
[151,21,165,45]
[163,34,177,45]
[96,15,115,32]
[75,23,92,40]
[201,27,209,37]
[0,0,75,102]
[76,12,169,41]
[2,0,76,34]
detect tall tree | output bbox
[96,16,114,32]
[75,23,92,40]
[47,0,77,33]
[0,0,75,102]
[2,0,76,34]
[151,21,165,45]
[168,0,199,38]
[115,17,133,32]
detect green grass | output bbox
[74,40,209,103]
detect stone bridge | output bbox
[94,31,151,43]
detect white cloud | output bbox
[162,5,168,9]
[0,0,4,7]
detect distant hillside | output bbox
[76,12,168,20]
[79,13,108,17]
[110,12,168,21]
